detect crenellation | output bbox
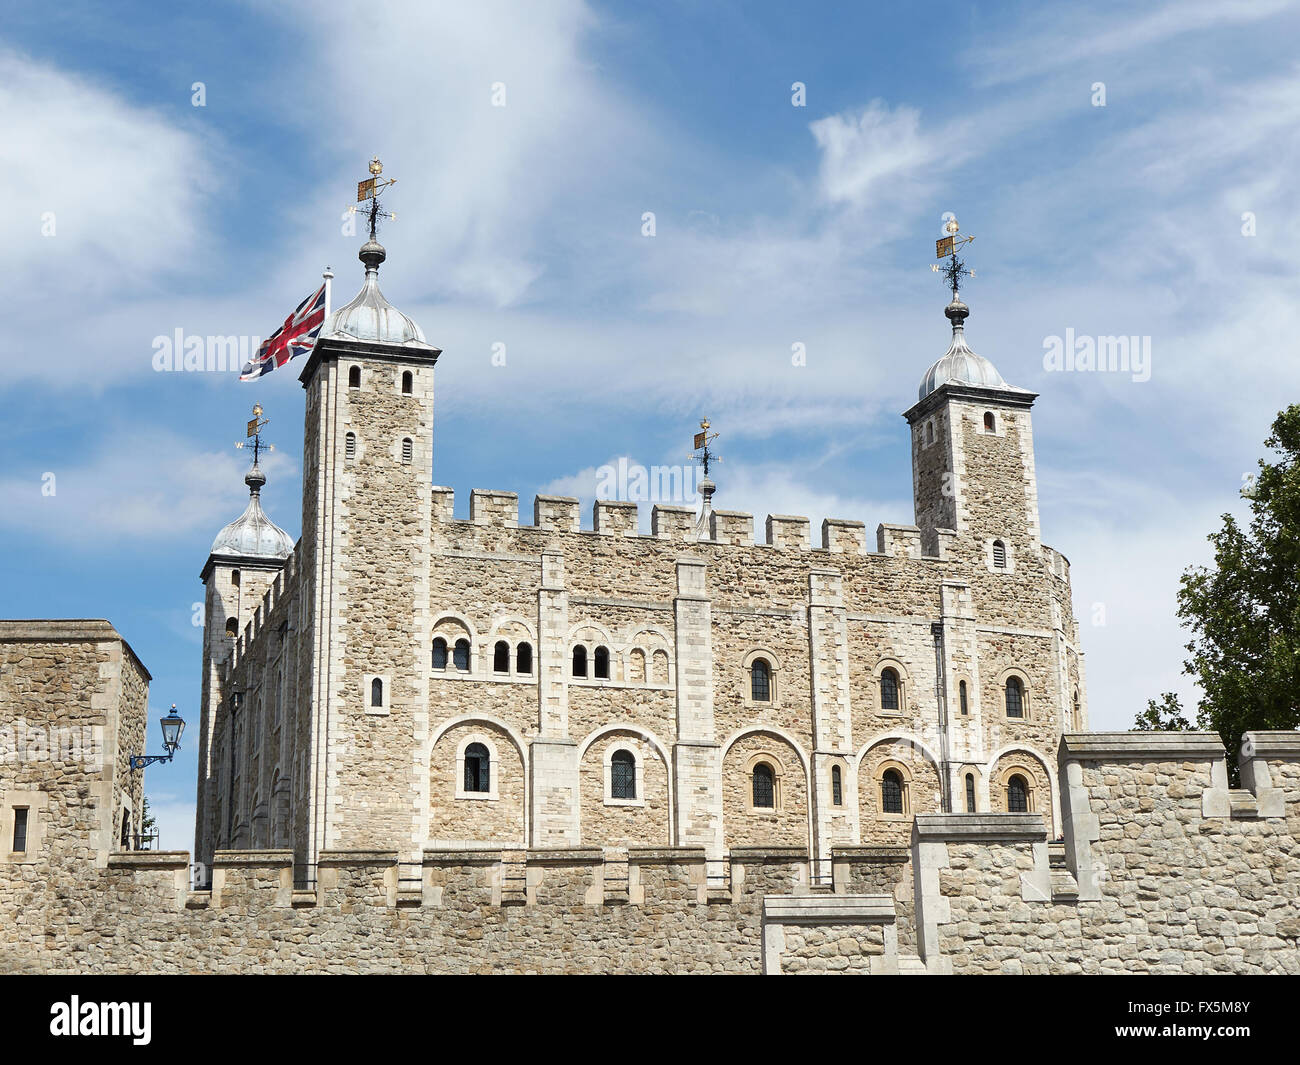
[711,509,754,546]
[592,499,639,536]
[469,489,519,528]
[534,494,581,532]
[765,514,810,550]
[876,523,923,559]
[652,504,695,541]
[821,518,867,554]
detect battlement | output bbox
[423,487,1020,567]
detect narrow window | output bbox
[464,743,490,793]
[594,646,610,679]
[983,411,995,432]
[1007,774,1029,813]
[121,809,131,849]
[516,642,533,674]
[831,765,843,806]
[224,617,238,637]
[431,637,448,670]
[370,677,383,707]
[629,648,646,683]
[959,678,969,715]
[345,432,356,461]
[12,808,28,852]
[992,539,1007,569]
[880,667,900,711]
[652,649,669,685]
[231,569,240,587]
[1005,676,1024,718]
[572,645,588,678]
[752,763,775,809]
[493,640,510,673]
[401,371,413,394]
[1072,688,1081,730]
[881,769,904,814]
[611,750,636,800]
[965,773,976,813]
[453,639,471,672]
[750,658,771,702]
[401,438,413,465]
[348,365,361,388]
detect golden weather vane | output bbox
[689,418,721,478]
[349,155,398,241]
[235,403,274,465]
[930,215,976,300]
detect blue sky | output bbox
[3,0,1299,848]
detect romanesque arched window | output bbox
[345,432,356,461]
[453,639,471,672]
[493,640,510,673]
[401,371,413,394]
[225,617,238,637]
[629,648,646,684]
[752,762,775,809]
[121,809,131,849]
[593,646,610,679]
[880,668,900,711]
[401,438,413,465]
[370,678,383,707]
[983,411,995,431]
[992,539,1007,569]
[610,749,636,800]
[1005,676,1024,718]
[750,658,771,702]
[1072,688,1081,730]
[831,764,843,806]
[881,769,904,814]
[572,645,588,678]
[959,679,969,715]
[464,742,490,794]
[348,365,361,388]
[516,642,533,674]
[431,638,448,670]
[965,773,976,813]
[1007,774,1029,813]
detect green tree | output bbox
[1134,692,1192,732]
[1167,405,1300,756]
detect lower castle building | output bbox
[193,233,1087,880]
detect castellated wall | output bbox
[5,730,1296,974]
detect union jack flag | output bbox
[239,283,327,381]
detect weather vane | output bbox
[689,418,721,477]
[235,403,274,466]
[349,155,397,241]
[931,214,976,300]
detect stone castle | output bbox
[2,229,1296,974]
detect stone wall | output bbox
[4,729,1297,975]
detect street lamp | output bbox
[129,704,186,771]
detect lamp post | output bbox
[129,704,186,771]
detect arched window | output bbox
[610,749,636,800]
[593,646,610,679]
[572,645,588,678]
[401,371,413,394]
[992,539,1007,569]
[652,649,669,685]
[348,365,361,388]
[831,764,843,806]
[965,773,976,812]
[345,432,356,461]
[629,648,646,683]
[224,617,238,637]
[881,769,904,814]
[121,809,131,849]
[431,637,448,670]
[516,642,533,674]
[464,742,490,793]
[959,679,969,715]
[401,438,413,465]
[1007,774,1029,813]
[1072,688,1081,730]
[370,678,383,707]
[231,569,240,587]
[983,411,995,431]
[453,639,471,671]
[493,640,510,673]
[880,668,900,711]
[750,658,771,702]
[1005,676,1024,718]
[752,762,775,809]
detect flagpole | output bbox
[323,265,334,319]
